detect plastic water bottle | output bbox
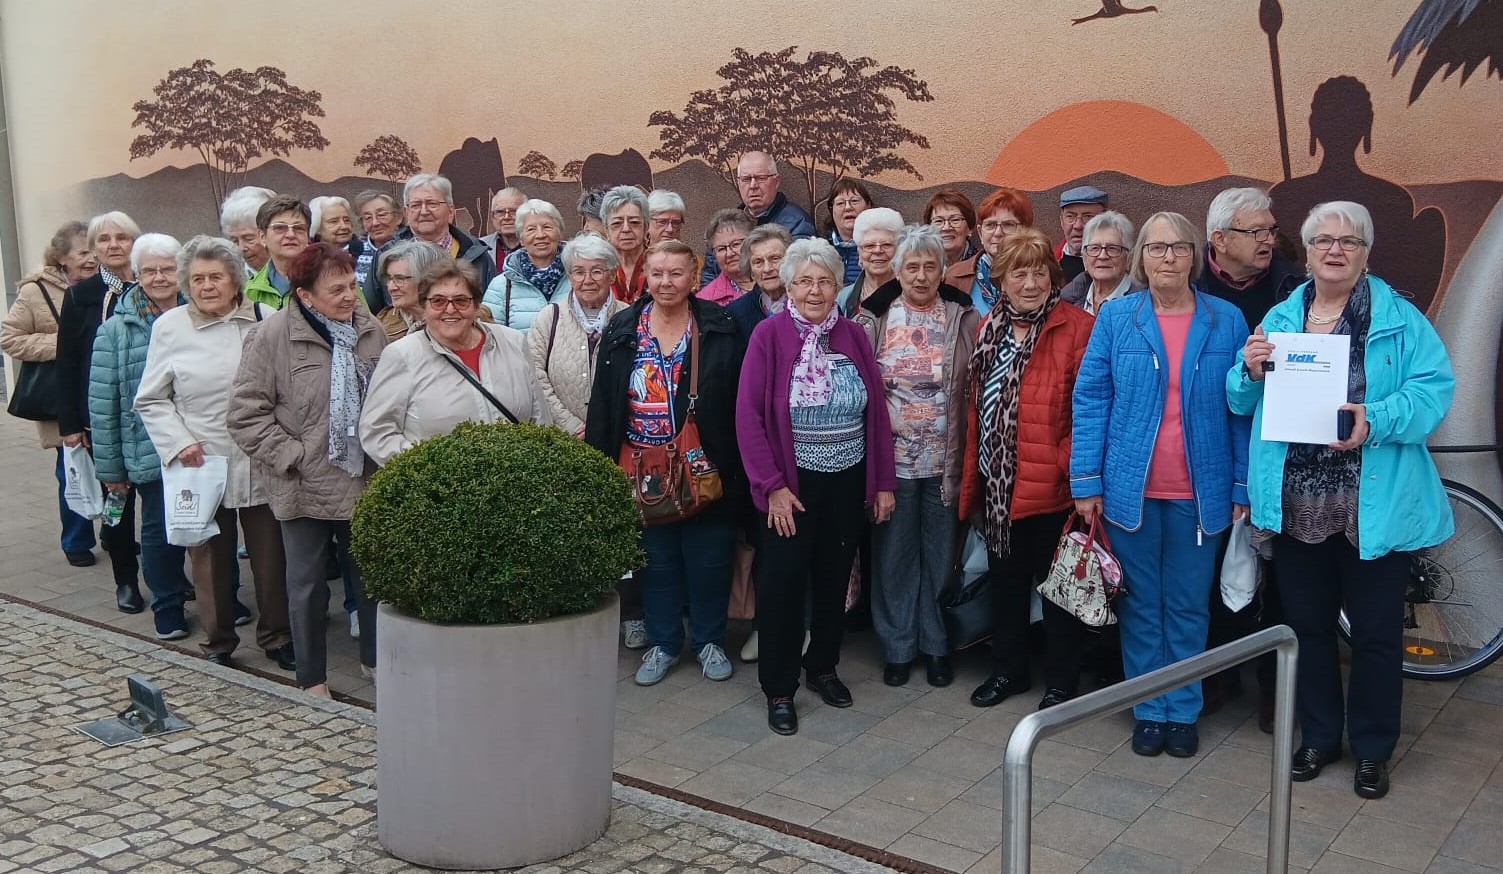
[103,490,127,527]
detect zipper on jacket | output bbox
[1131,319,1165,532]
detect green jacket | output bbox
[244,263,290,310]
[88,286,185,483]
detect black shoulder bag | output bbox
[6,286,63,422]
[433,330,521,424]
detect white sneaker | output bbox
[740,630,759,663]
[698,643,733,681]
[349,611,361,639]
[621,619,648,650]
[635,646,679,685]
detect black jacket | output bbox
[372,224,496,311]
[585,296,747,508]
[55,274,127,436]
[856,278,972,317]
[1198,247,1305,330]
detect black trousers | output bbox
[100,485,139,586]
[1208,552,1282,691]
[987,510,1096,691]
[1273,533,1408,761]
[755,464,865,699]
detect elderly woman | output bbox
[600,186,651,303]
[1062,211,1136,315]
[229,243,388,698]
[647,190,687,244]
[697,209,756,306]
[958,228,1097,709]
[373,240,447,340]
[2,221,99,566]
[482,199,571,331]
[736,238,895,734]
[946,189,1034,317]
[220,187,275,276]
[924,188,979,271]
[87,233,195,640]
[837,207,903,317]
[55,211,145,611]
[363,257,550,464]
[136,235,291,666]
[853,225,978,688]
[727,224,793,340]
[1229,202,1454,800]
[586,240,745,687]
[354,191,405,292]
[1072,211,1250,758]
[310,196,355,246]
[528,233,627,437]
[824,179,874,285]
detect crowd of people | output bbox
[2,149,1455,801]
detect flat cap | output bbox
[1059,185,1108,208]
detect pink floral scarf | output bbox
[788,306,840,407]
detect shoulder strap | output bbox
[544,302,561,371]
[504,276,513,325]
[102,288,119,325]
[431,329,521,424]
[254,302,265,322]
[686,315,701,413]
[36,282,61,322]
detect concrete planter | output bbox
[376,595,619,870]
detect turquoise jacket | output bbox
[481,251,572,332]
[88,286,184,484]
[1225,275,1455,559]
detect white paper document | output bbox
[1260,331,1352,445]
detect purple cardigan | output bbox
[735,309,898,513]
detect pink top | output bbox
[697,273,745,306]
[1145,311,1194,500]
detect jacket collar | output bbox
[1127,285,1216,361]
[286,294,382,348]
[743,192,789,224]
[1266,273,1406,336]
[602,295,736,349]
[859,278,972,317]
[186,294,260,329]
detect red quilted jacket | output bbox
[959,301,1095,523]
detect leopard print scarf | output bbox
[968,286,1060,556]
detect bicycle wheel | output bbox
[1339,480,1503,680]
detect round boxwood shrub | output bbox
[351,421,642,625]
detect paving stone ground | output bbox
[2,405,1502,872]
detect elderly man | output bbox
[391,173,497,308]
[1055,186,1108,283]
[482,187,526,271]
[220,187,276,277]
[352,190,404,295]
[244,195,311,310]
[700,151,815,284]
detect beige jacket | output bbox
[526,296,626,435]
[1,267,69,447]
[228,300,388,521]
[360,322,551,466]
[135,297,270,508]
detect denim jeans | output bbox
[134,480,189,615]
[872,476,955,663]
[638,512,736,657]
[54,447,97,554]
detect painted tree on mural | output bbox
[1390,0,1501,103]
[355,135,421,181]
[129,60,328,209]
[518,151,559,180]
[562,159,584,181]
[650,47,933,211]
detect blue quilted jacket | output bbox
[1070,288,1252,534]
[88,286,183,484]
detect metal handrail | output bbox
[1001,624,1299,873]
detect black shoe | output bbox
[883,661,911,687]
[926,655,953,688]
[181,586,196,602]
[1038,688,1075,710]
[767,697,798,735]
[1291,746,1342,782]
[1165,722,1200,758]
[1354,759,1389,799]
[66,551,96,567]
[1131,720,1167,756]
[265,644,296,672]
[115,583,145,614]
[1202,675,1225,716]
[806,672,852,708]
[1257,689,1276,734]
[970,675,1030,708]
[205,652,233,666]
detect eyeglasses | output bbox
[858,242,895,254]
[1144,241,1195,258]
[268,223,309,237]
[1227,225,1279,242]
[360,210,396,223]
[1083,244,1128,257]
[980,220,1021,234]
[608,218,644,230]
[737,173,776,185]
[568,267,610,281]
[930,216,969,229]
[425,295,475,312]
[832,198,867,210]
[491,207,518,216]
[650,217,684,229]
[138,266,175,279]
[1310,235,1367,252]
[407,200,448,213]
[385,273,414,285]
[791,277,838,292]
[712,239,746,257]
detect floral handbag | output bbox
[1038,510,1126,627]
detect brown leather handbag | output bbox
[618,321,722,525]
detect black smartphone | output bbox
[1337,409,1355,441]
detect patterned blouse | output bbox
[878,299,949,479]
[626,303,688,446]
[791,350,867,473]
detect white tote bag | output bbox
[161,456,229,547]
[62,443,105,519]
[1220,517,1260,612]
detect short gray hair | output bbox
[403,173,453,206]
[738,152,778,175]
[1131,212,1204,286]
[599,185,650,226]
[1083,211,1136,251]
[87,211,141,247]
[577,188,605,221]
[561,232,621,272]
[1205,187,1273,238]
[704,208,754,243]
[647,189,686,217]
[220,187,275,235]
[309,196,352,238]
[894,224,947,272]
[852,207,904,246]
[129,232,183,274]
[491,187,526,208]
[377,240,447,285]
[1301,201,1374,248]
[516,199,565,234]
[354,190,399,215]
[741,224,792,266]
[778,238,843,289]
[177,235,248,298]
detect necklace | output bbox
[1306,310,1341,325]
